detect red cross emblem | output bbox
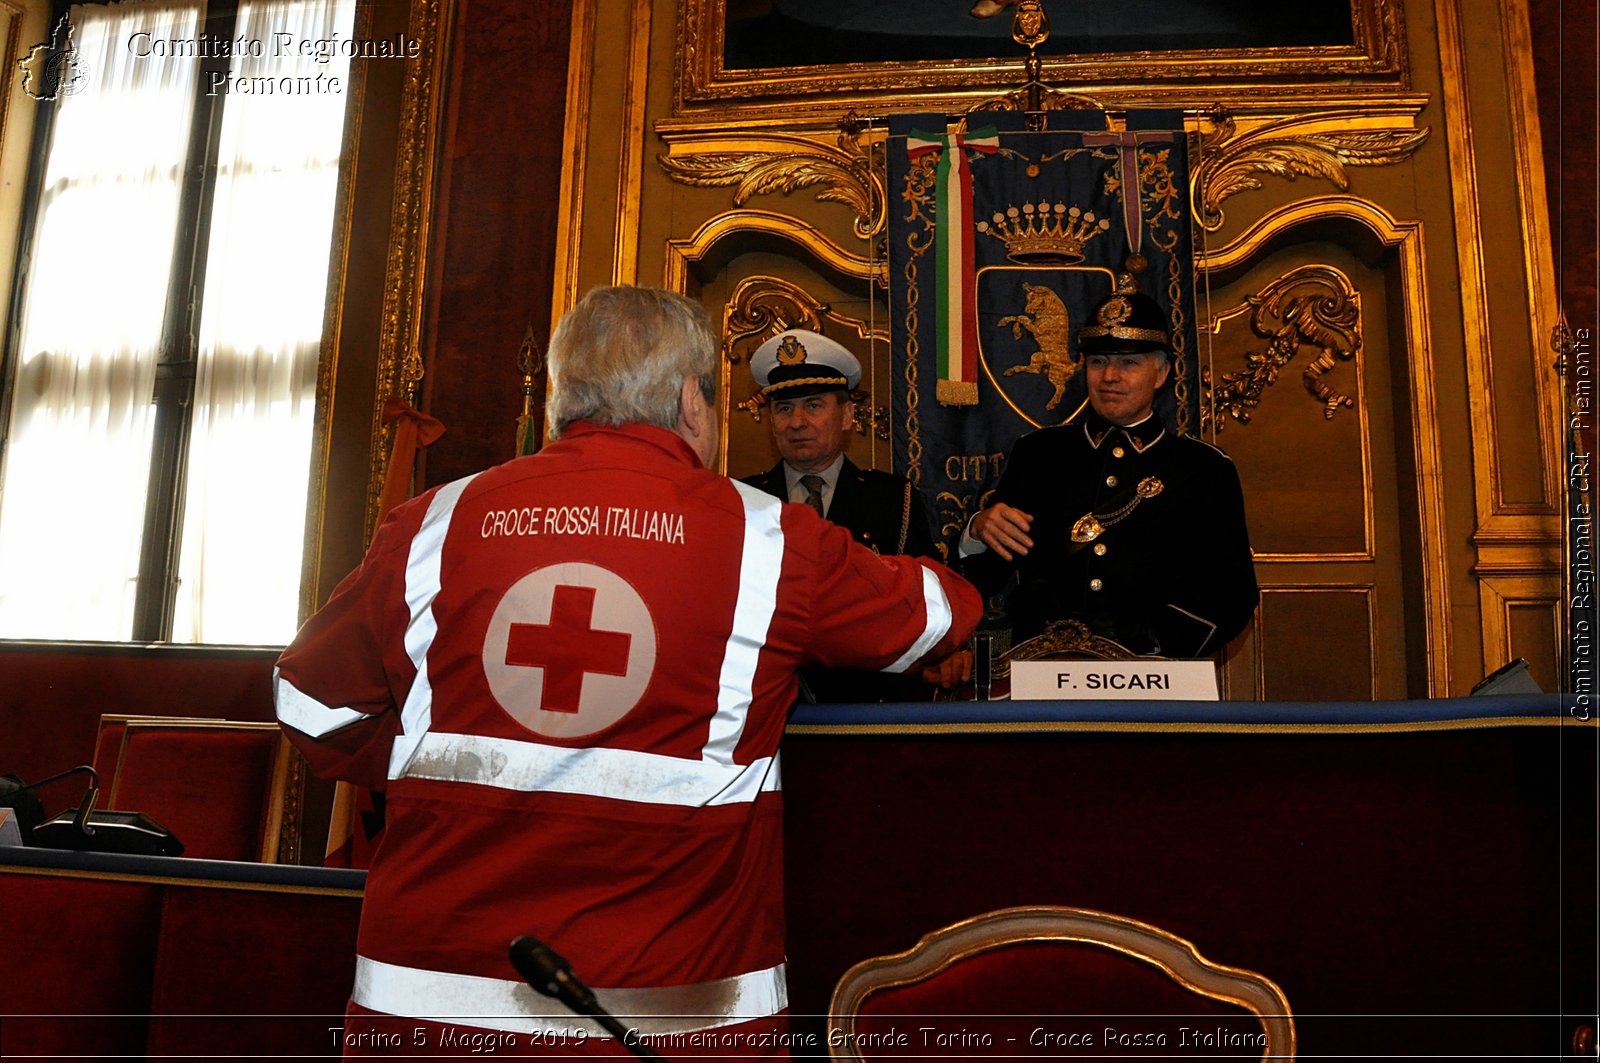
[482,562,657,738]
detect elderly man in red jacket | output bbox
[275,285,981,1057]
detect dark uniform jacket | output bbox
[971,409,1258,657]
[742,457,936,559]
[743,457,939,701]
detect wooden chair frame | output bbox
[828,905,1295,1061]
[99,716,291,863]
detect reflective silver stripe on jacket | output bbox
[704,481,784,764]
[388,473,479,779]
[398,732,779,806]
[273,671,365,738]
[882,564,955,674]
[352,955,787,1037]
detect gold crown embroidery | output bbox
[977,203,1111,265]
[776,335,807,365]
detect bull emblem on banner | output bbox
[976,266,1117,427]
[999,283,1075,410]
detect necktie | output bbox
[800,474,826,517]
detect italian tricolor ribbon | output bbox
[907,125,999,406]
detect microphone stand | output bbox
[508,936,668,1063]
[1,765,100,836]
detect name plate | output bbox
[1010,660,1219,701]
[0,808,22,847]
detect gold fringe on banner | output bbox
[937,379,980,406]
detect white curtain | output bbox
[171,0,356,643]
[0,1,199,639]
[0,0,356,644]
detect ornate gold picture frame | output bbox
[675,0,1408,120]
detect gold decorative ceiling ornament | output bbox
[721,275,889,430]
[1192,109,1431,232]
[657,125,885,241]
[969,0,1105,121]
[1202,263,1362,433]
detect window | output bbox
[0,0,356,643]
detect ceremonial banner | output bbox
[888,110,1200,559]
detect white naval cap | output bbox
[749,329,862,398]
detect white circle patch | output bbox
[481,562,657,739]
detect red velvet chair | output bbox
[91,713,169,783]
[102,717,290,862]
[828,906,1294,1060]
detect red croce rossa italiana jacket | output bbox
[275,421,980,1049]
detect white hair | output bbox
[547,286,718,437]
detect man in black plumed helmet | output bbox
[961,273,1260,657]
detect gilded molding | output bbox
[300,2,378,627]
[1201,197,1450,695]
[1476,577,1561,688]
[0,2,23,166]
[551,0,597,325]
[611,0,653,285]
[658,128,886,241]
[1203,265,1363,432]
[1432,0,1563,529]
[274,750,305,865]
[1192,110,1430,232]
[721,275,886,366]
[1497,0,1565,516]
[663,209,881,292]
[365,0,450,542]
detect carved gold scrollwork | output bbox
[722,275,889,433]
[974,85,1106,117]
[1202,264,1362,433]
[658,128,885,240]
[1193,111,1430,232]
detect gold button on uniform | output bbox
[1093,543,1107,556]
[1089,578,1104,591]
[1111,446,1125,458]
[1105,475,1118,488]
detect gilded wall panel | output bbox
[1201,197,1448,695]
[1201,254,1374,560]
[1479,577,1563,693]
[1253,586,1378,701]
[1436,0,1563,521]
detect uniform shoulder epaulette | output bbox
[1187,435,1237,462]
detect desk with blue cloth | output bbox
[781,693,1594,1059]
[2,695,1591,1059]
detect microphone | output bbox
[0,765,98,835]
[508,936,668,1062]
[3,764,182,856]
[509,935,600,1015]
[71,779,100,837]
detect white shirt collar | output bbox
[782,454,845,507]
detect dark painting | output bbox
[725,0,1356,70]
